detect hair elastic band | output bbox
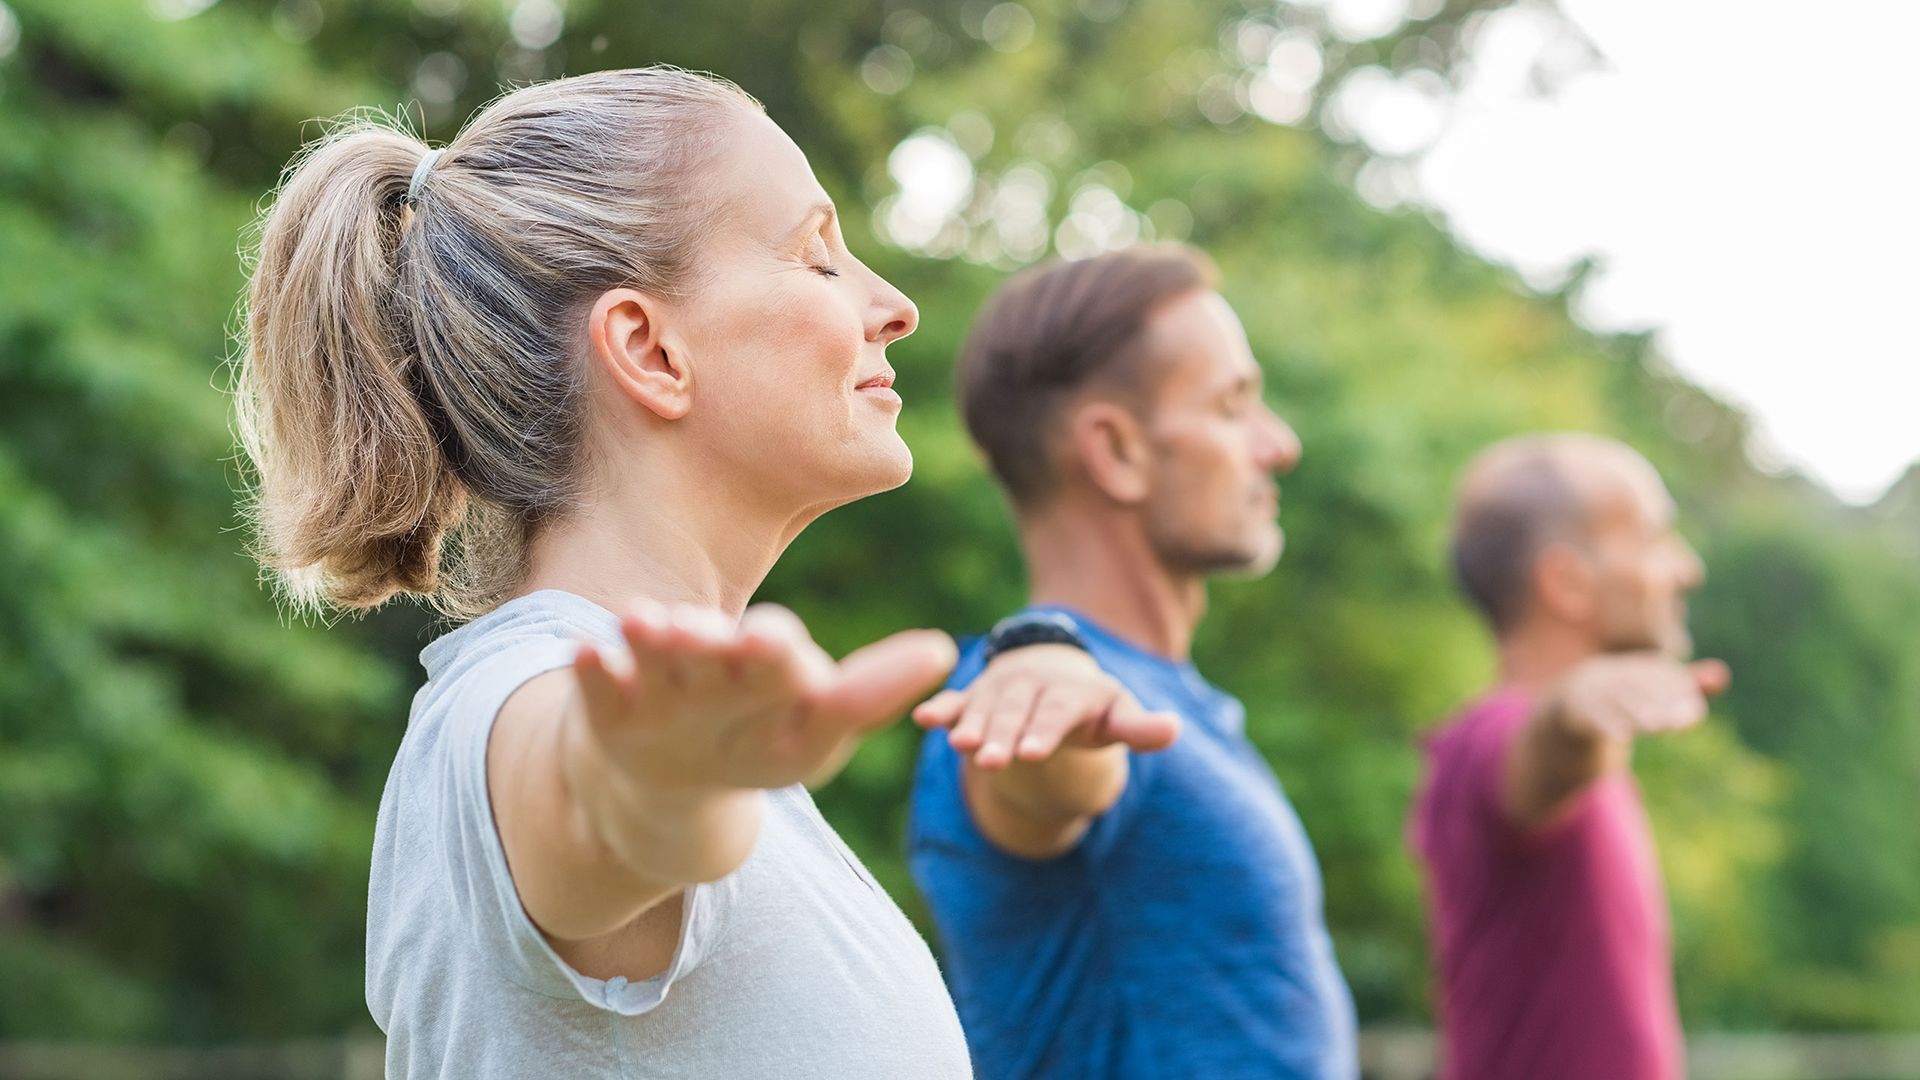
[406,148,443,205]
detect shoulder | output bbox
[1427,690,1533,766]
[1414,691,1533,838]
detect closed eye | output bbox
[811,263,841,278]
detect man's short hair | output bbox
[1450,437,1597,633]
[955,244,1218,506]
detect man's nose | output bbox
[1259,409,1302,476]
[1678,541,1706,589]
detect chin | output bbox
[840,435,914,499]
[1235,524,1285,577]
[1176,531,1283,579]
[1228,542,1283,580]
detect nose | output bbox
[1257,407,1302,476]
[1678,540,1706,590]
[867,267,919,346]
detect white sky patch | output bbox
[881,129,975,251]
[1390,0,1920,503]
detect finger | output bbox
[676,603,736,643]
[1015,685,1111,761]
[913,689,968,729]
[1099,698,1182,752]
[572,643,634,728]
[1691,659,1731,698]
[948,691,994,752]
[1631,675,1705,733]
[738,604,831,690]
[619,600,680,691]
[974,679,1042,770]
[1650,689,1708,732]
[815,629,960,734]
[1617,678,1681,733]
[666,604,744,686]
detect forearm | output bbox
[491,674,761,943]
[1503,700,1617,828]
[964,743,1128,858]
[988,742,1129,819]
[560,706,764,886]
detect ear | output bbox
[587,287,690,421]
[1067,399,1152,505]
[1533,542,1597,625]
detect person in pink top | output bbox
[1410,433,1731,1080]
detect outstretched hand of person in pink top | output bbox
[1552,653,1730,740]
[1506,653,1731,828]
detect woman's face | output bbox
[663,109,919,522]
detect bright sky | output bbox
[1331,0,1920,503]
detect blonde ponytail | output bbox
[234,69,760,618]
[237,123,466,613]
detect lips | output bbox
[856,372,902,406]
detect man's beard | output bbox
[1599,617,1691,658]
[1145,514,1282,579]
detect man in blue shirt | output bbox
[908,245,1357,1079]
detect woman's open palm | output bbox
[573,600,957,792]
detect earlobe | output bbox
[588,287,691,422]
[1072,402,1151,505]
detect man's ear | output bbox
[1068,399,1152,505]
[587,287,690,421]
[1533,542,1597,625]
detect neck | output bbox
[1495,619,1599,694]
[519,457,805,620]
[1017,496,1205,661]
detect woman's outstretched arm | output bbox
[488,600,955,950]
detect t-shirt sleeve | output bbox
[1454,696,1594,852]
[434,635,732,1016]
[1074,744,1162,865]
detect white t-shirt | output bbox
[365,589,972,1078]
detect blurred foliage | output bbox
[0,0,1914,1041]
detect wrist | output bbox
[559,706,762,884]
[985,740,1128,813]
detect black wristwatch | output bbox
[982,611,1088,662]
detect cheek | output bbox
[771,277,864,373]
[723,283,863,415]
[1161,432,1248,522]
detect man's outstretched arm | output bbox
[1504,653,1730,829]
[915,644,1179,859]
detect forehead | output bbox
[704,109,833,242]
[1140,290,1259,394]
[1585,449,1676,534]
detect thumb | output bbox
[816,630,960,731]
[1690,659,1731,698]
[1099,698,1182,752]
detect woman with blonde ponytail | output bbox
[233,68,1023,1077]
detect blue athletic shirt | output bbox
[907,607,1357,1080]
